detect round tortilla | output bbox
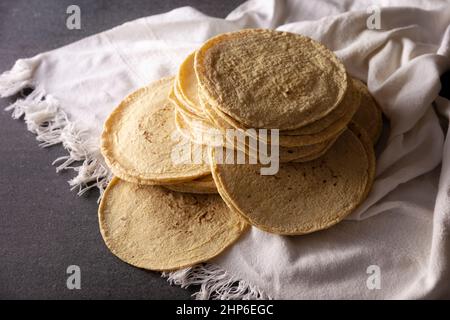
[352,79,383,144]
[210,127,373,235]
[176,46,351,142]
[99,177,247,271]
[195,29,347,130]
[101,77,210,185]
[199,83,359,147]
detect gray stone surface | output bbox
[0,0,244,300]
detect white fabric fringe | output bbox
[0,60,112,200]
[0,59,268,300]
[163,264,271,300]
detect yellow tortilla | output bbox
[99,177,248,271]
[210,127,373,235]
[101,77,210,185]
[195,29,348,130]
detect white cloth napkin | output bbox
[1,0,450,299]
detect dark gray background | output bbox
[0,0,245,300]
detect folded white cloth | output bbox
[2,0,450,299]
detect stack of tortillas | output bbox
[99,29,382,271]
